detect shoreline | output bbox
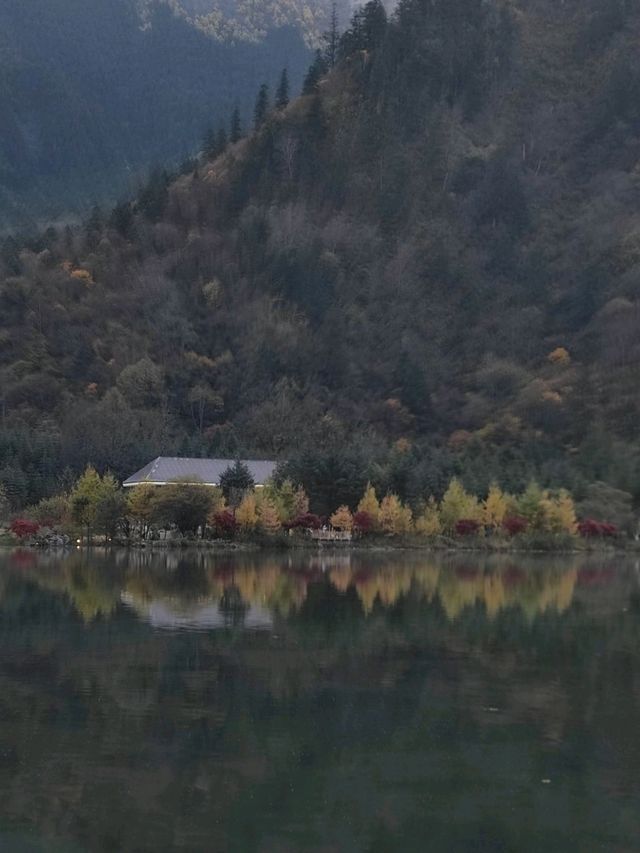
[1,535,637,556]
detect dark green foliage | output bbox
[151,483,213,535]
[322,2,340,68]
[219,461,255,504]
[254,84,271,130]
[275,68,290,110]
[138,170,171,223]
[230,106,243,143]
[302,50,329,95]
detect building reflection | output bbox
[3,548,623,629]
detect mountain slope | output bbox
[0,0,311,229]
[2,0,640,508]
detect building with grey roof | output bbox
[123,457,278,488]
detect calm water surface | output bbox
[0,548,639,852]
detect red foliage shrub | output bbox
[289,513,323,530]
[353,511,375,534]
[578,519,619,538]
[10,519,40,540]
[455,519,480,536]
[211,510,237,538]
[502,516,528,536]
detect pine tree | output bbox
[215,124,228,157]
[275,68,290,110]
[302,50,328,96]
[230,106,242,143]
[203,126,217,159]
[322,2,340,68]
[254,83,270,130]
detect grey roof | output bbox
[123,457,278,487]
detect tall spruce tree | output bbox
[203,126,217,159]
[275,68,290,110]
[215,124,228,155]
[230,106,242,143]
[303,50,329,95]
[323,2,340,68]
[254,83,270,130]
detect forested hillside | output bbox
[148,0,351,43]
[2,0,640,515]
[0,0,311,229]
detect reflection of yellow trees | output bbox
[15,554,121,622]
[97,560,583,623]
[9,552,580,626]
[435,566,577,621]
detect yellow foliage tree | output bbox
[548,347,570,365]
[482,483,509,531]
[236,492,258,531]
[357,483,380,525]
[541,489,578,534]
[379,494,413,535]
[439,478,479,533]
[415,496,442,537]
[330,505,354,531]
[258,499,281,535]
[293,485,310,517]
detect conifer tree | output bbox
[215,124,228,156]
[322,2,340,68]
[302,50,328,96]
[275,68,290,110]
[230,106,242,143]
[203,126,217,159]
[254,83,270,130]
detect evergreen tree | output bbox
[322,2,340,68]
[216,124,228,155]
[138,169,170,222]
[254,83,270,130]
[219,460,255,505]
[203,126,217,159]
[230,106,242,143]
[303,50,329,96]
[275,68,290,110]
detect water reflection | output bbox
[0,549,639,852]
[4,548,626,629]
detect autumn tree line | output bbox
[2,458,630,547]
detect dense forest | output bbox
[2,0,640,519]
[0,0,312,229]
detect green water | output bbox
[0,548,638,852]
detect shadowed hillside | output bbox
[1,0,640,511]
[0,0,311,229]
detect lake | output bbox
[0,548,638,852]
